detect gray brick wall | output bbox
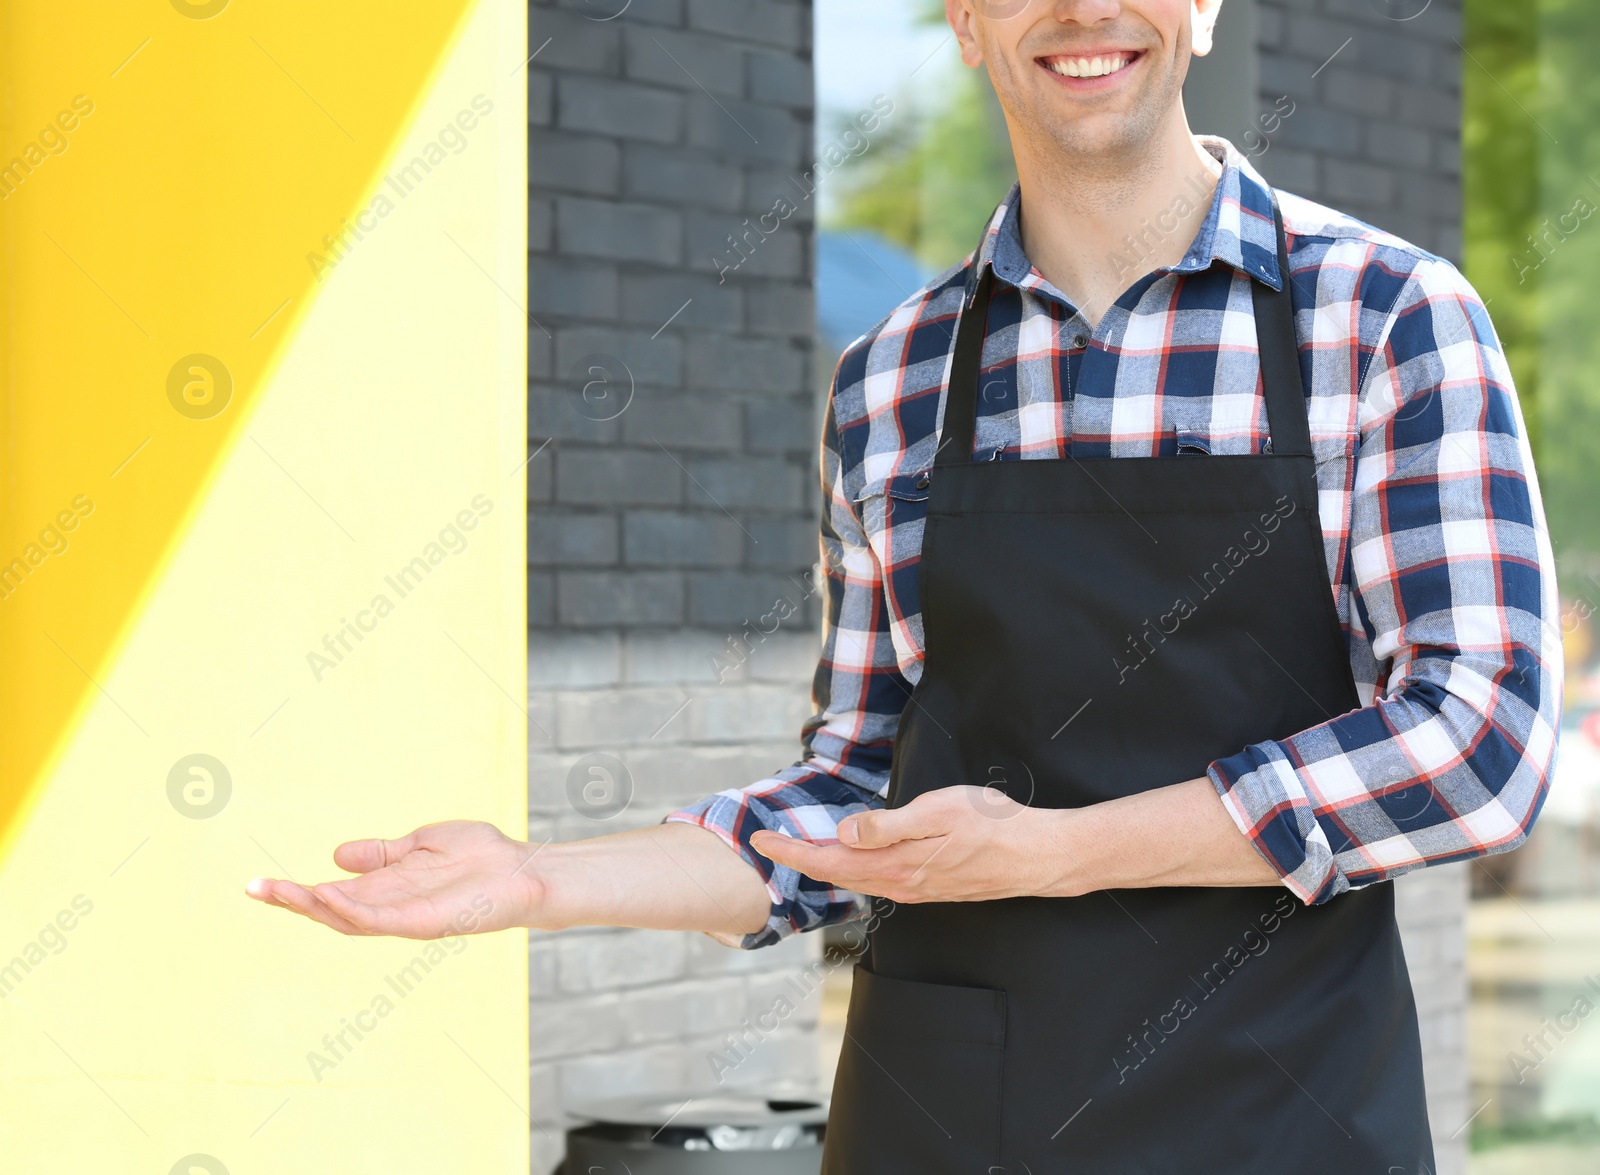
[527,0,819,637]
[1256,0,1462,262]
[526,2,820,1169]
[1257,5,1468,1172]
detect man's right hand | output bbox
[244,819,774,941]
[245,820,543,939]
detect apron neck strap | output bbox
[934,195,1310,469]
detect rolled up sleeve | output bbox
[1209,256,1564,903]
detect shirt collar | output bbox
[963,136,1283,308]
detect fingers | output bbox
[749,831,948,898]
[333,831,419,874]
[245,877,367,935]
[838,797,946,849]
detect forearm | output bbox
[1043,777,1280,896]
[532,822,771,938]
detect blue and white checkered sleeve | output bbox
[665,375,908,948]
[1209,256,1563,904]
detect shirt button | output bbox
[1073,333,1089,349]
[915,472,930,489]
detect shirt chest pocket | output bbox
[854,471,932,639]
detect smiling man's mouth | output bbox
[1040,51,1143,80]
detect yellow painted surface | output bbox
[0,1,528,1170]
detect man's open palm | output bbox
[245,820,540,939]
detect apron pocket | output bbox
[823,965,1006,1174]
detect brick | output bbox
[685,454,802,511]
[686,94,805,166]
[525,441,555,502]
[531,992,625,1060]
[1394,81,1459,132]
[1258,5,1286,49]
[531,255,618,319]
[622,393,742,452]
[620,271,742,331]
[744,283,815,337]
[1321,67,1394,118]
[556,0,683,27]
[558,569,685,625]
[530,384,623,445]
[687,208,804,279]
[687,0,801,48]
[530,128,620,195]
[1254,146,1319,196]
[529,196,553,252]
[556,196,681,264]
[746,514,817,568]
[746,168,819,223]
[558,1042,688,1105]
[623,143,743,210]
[745,395,816,453]
[688,927,814,975]
[528,7,624,74]
[746,49,812,109]
[560,928,691,992]
[686,332,804,392]
[621,629,737,685]
[1322,157,1397,206]
[528,71,553,128]
[1397,171,1459,218]
[1283,105,1363,157]
[1259,54,1321,105]
[555,683,695,747]
[1284,13,1362,63]
[618,977,747,1043]
[624,509,745,565]
[1355,30,1437,83]
[529,570,555,626]
[529,511,619,565]
[557,75,684,143]
[687,570,812,627]
[555,324,684,388]
[527,631,622,689]
[556,447,682,506]
[625,24,744,98]
[689,677,810,739]
[1367,121,1432,169]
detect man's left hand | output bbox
[748,785,1072,904]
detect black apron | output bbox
[822,204,1433,1174]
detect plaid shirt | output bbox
[667,137,1563,949]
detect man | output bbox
[248,1,1562,1171]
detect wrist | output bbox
[1029,807,1092,898]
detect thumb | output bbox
[838,801,944,850]
[333,831,419,874]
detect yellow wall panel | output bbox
[0,1,529,1170]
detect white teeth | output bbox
[1050,54,1130,79]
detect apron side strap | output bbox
[1252,199,1314,460]
[934,265,994,469]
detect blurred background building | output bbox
[526,1,1600,1172]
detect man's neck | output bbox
[1013,113,1223,330]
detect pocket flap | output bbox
[853,471,931,504]
[848,964,1005,1047]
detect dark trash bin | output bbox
[558,1092,828,1174]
